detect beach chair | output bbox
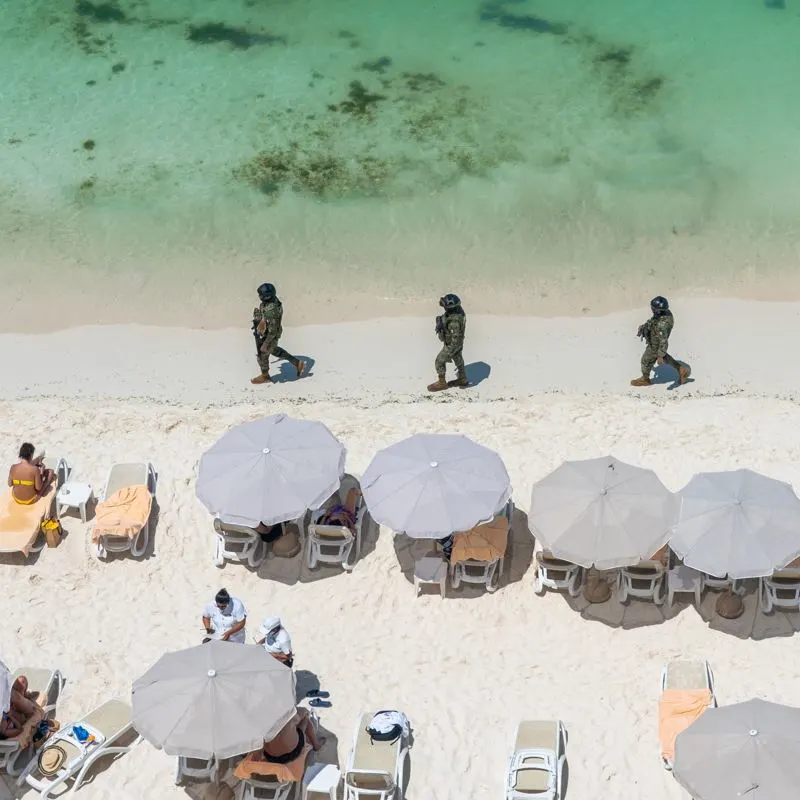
[91,462,156,559]
[505,720,566,800]
[175,754,217,785]
[344,712,410,800]
[236,774,294,800]
[617,560,665,605]
[450,500,513,594]
[17,698,141,798]
[307,474,366,571]
[0,458,70,558]
[213,518,268,568]
[0,666,65,776]
[532,544,583,597]
[759,565,800,613]
[658,660,716,770]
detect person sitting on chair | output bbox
[8,443,55,505]
[0,676,44,742]
[318,486,361,533]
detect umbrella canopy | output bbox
[196,413,346,527]
[528,456,676,569]
[132,641,296,760]
[0,660,12,714]
[674,698,800,800]
[670,469,800,579]
[361,433,511,538]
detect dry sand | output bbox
[2,300,800,799]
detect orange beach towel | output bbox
[659,688,712,761]
[92,485,152,543]
[0,486,57,556]
[450,514,509,564]
[234,743,311,783]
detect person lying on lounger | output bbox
[318,486,361,532]
[263,707,323,763]
[8,443,55,505]
[0,676,44,742]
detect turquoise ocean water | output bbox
[2,0,800,327]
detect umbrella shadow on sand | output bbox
[392,505,535,599]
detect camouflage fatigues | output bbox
[639,310,681,378]
[254,299,298,375]
[434,308,466,375]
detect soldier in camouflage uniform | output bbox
[428,293,469,392]
[631,296,690,386]
[250,283,306,385]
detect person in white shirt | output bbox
[255,616,293,666]
[202,588,247,643]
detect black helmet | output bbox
[258,283,276,302]
[439,293,461,310]
[650,295,669,314]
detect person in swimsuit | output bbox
[8,443,55,505]
[318,486,361,532]
[0,676,44,742]
[262,707,323,764]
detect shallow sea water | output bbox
[2,0,799,326]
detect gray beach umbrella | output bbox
[670,469,800,579]
[361,433,511,537]
[196,413,346,527]
[132,641,296,760]
[673,698,800,800]
[528,456,677,569]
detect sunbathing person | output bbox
[0,677,45,743]
[8,443,55,505]
[318,486,361,532]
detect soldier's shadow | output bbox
[652,362,694,390]
[275,355,315,383]
[465,361,491,386]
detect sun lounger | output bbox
[307,474,366,571]
[449,500,512,593]
[91,462,156,559]
[532,544,583,597]
[617,560,666,605]
[0,458,70,557]
[0,666,65,776]
[344,712,410,800]
[213,518,268,568]
[17,698,141,798]
[235,774,294,800]
[658,660,716,770]
[506,720,566,800]
[759,557,800,613]
[175,754,217,785]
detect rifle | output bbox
[637,321,651,341]
[252,308,266,355]
[435,314,445,342]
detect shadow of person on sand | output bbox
[273,355,315,383]
[464,361,491,387]
[651,362,694,390]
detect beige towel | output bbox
[92,485,152,542]
[450,515,509,564]
[659,689,712,761]
[0,486,56,556]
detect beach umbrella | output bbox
[528,456,676,569]
[196,413,345,527]
[0,660,12,713]
[361,433,511,537]
[673,698,800,800]
[132,641,296,760]
[670,469,800,579]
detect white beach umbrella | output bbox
[528,456,677,569]
[361,433,511,537]
[670,469,800,579]
[196,413,346,527]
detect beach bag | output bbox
[366,710,409,744]
[41,519,63,548]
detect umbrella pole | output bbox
[715,586,745,619]
[583,567,612,604]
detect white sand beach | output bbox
[1,300,800,800]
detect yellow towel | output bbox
[450,514,509,564]
[92,485,152,542]
[659,689,712,761]
[233,744,310,783]
[0,486,56,556]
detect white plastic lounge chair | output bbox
[344,712,410,800]
[236,774,294,800]
[658,660,716,770]
[506,720,566,800]
[307,474,366,571]
[0,666,64,776]
[91,462,156,559]
[617,560,665,604]
[760,566,800,613]
[532,544,583,597]
[213,518,268,568]
[450,500,513,594]
[17,698,141,798]
[175,754,217,785]
[0,458,70,557]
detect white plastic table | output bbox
[667,565,703,608]
[56,482,93,523]
[414,555,447,598]
[302,762,340,800]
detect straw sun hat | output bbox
[38,745,67,776]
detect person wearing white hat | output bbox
[255,617,293,667]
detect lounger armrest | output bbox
[147,463,157,493]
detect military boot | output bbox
[677,364,690,385]
[251,373,273,385]
[294,359,306,378]
[427,374,448,392]
[454,369,470,388]
[630,376,651,387]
